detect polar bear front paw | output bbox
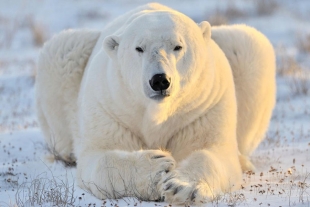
[134,150,176,200]
[135,150,175,173]
[160,172,213,205]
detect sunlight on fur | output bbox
[35,3,275,205]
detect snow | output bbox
[0,0,309,206]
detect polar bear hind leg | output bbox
[36,29,100,163]
[211,25,276,171]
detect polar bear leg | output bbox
[161,148,242,205]
[162,87,242,205]
[36,95,75,162]
[77,149,175,201]
[36,29,100,162]
[212,25,276,158]
[76,105,176,200]
[239,154,255,172]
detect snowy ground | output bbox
[0,0,309,206]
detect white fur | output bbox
[36,3,275,205]
[211,25,276,157]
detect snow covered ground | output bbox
[0,0,309,206]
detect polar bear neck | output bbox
[139,70,220,149]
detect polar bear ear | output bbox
[199,21,211,40]
[103,35,120,59]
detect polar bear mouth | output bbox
[150,92,170,100]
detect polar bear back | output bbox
[212,25,276,156]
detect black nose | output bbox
[149,74,171,91]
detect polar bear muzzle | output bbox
[149,73,171,95]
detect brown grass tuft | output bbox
[208,2,246,26]
[27,16,46,47]
[290,70,310,96]
[15,171,76,206]
[277,48,310,96]
[224,2,247,19]
[255,0,279,16]
[208,10,228,26]
[277,52,302,77]
[297,33,310,53]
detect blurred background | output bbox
[0,0,309,132]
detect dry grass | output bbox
[290,71,310,96]
[240,167,309,207]
[208,10,228,26]
[277,47,310,96]
[287,172,310,206]
[297,33,310,53]
[2,20,18,49]
[208,2,246,26]
[15,171,76,206]
[208,0,279,26]
[28,18,46,47]
[1,15,46,48]
[224,2,247,20]
[297,172,310,204]
[277,51,302,77]
[212,191,246,207]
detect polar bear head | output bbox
[103,10,212,108]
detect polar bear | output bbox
[35,3,275,205]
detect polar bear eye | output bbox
[174,46,182,51]
[135,47,144,53]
